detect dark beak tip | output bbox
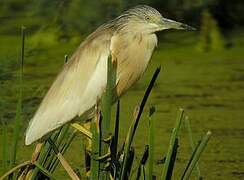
[189,27,197,31]
[180,24,196,31]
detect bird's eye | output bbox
[145,16,151,21]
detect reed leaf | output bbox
[167,138,179,179]
[148,106,156,180]
[124,147,135,180]
[49,129,77,173]
[120,106,139,180]
[136,146,149,180]
[30,141,52,179]
[47,138,80,180]
[120,67,161,180]
[161,108,184,180]
[131,67,161,141]
[10,26,25,169]
[110,100,120,178]
[90,106,101,180]
[45,125,70,170]
[181,131,212,180]
[33,162,58,180]
[101,55,116,138]
[100,55,117,179]
[184,116,202,178]
[1,120,8,174]
[0,161,31,180]
[136,165,142,180]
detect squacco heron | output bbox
[25,5,194,145]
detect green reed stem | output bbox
[136,146,148,180]
[1,120,8,174]
[10,26,25,169]
[120,68,161,180]
[184,116,202,178]
[120,106,139,180]
[181,131,212,180]
[148,106,156,180]
[100,55,116,179]
[110,100,120,178]
[45,125,70,170]
[161,109,184,180]
[31,141,52,179]
[34,162,58,180]
[49,129,77,173]
[90,108,101,180]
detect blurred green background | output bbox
[0,0,244,179]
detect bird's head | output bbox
[117,5,195,33]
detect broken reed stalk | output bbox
[49,130,77,173]
[47,139,80,180]
[0,161,31,180]
[44,125,70,170]
[30,122,75,178]
[181,131,212,180]
[31,143,43,163]
[71,123,92,139]
[161,109,184,180]
[30,141,52,179]
[31,129,63,178]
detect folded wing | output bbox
[25,31,112,145]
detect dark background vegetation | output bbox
[1,0,244,35]
[0,0,244,179]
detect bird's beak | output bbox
[159,18,196,31]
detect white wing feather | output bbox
[25,32,112,145]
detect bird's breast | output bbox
[110,33,157,96]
